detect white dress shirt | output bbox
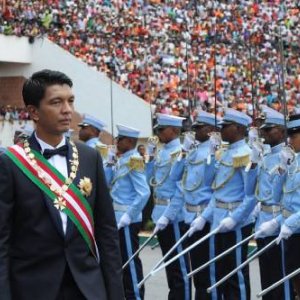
[35,134,68,234]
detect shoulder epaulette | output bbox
[96,144,108,159]
[129,156,145,171]
[233,153,250,168]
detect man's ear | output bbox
[26,105,39,122]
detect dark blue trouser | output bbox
[157,221,191,300]
[214,224,252,300]
[188,222,215,300]
[257,237,294,300]
[119,223,144,300]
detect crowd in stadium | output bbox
[0,0,300,119]
[0,105,30,122]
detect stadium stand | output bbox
[0,0,299,119]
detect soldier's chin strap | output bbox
[207,238,277,293]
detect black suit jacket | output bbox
[0,136,124,300]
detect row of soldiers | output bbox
[60,108,300,300]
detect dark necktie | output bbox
[43,145,68,159]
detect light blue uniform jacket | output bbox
[107,149,150,223]
[146,138,185,223]
[255,143,284,237]
[171,140,215,224]
[202,139,258,230]
[276,154,300,234]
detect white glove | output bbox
[182,132,195,151]
[280,146,296,170]
[117,213,131,229]
[250,142,264,164]
[218,217,236,232]
[254,218,279,239]
[188,216,206,237]
[154,216,169,234]
[252,202,261,219]
[147,143,156,156]
[209,132,222,154]
[107,146,117,164]
[248,127,259,145]
[276,224,293,244]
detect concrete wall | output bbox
[0,76,25,105]
[0,35,152,137]
[0,35,32,63]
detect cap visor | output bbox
[288,127,300,135]
[78,123,89,127]
[218,120,234,126]
[260,123,279,130]
[192,122,206,128]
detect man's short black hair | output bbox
[22,69,73,107]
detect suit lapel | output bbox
[28,135,65,238]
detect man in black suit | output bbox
[0,69,124,300]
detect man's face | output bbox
[260,126,283,147]
[156,126,174,144]
[29,84,74,137]
[138,145,146,156]
[220,123,237,143]
[116,136,131,154]
[79,125,95,142]
[194,125,213,142]
[289,132,300,152]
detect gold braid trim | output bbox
[170,150,182,161]
[111,158,143,185]
[255,182,273,202]
[150,163,172,187]
[219,160,233,167]
[212,169,235,190]
[181,168,203,192]
[187,157,205,166]
[111,169,132,186]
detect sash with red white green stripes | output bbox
[6,144,99,261]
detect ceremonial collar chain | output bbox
[23,139,79,209]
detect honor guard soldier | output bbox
[147,113,191,300]
[273,114,300,298]
[253,107,293,300]
[106,124,150,300]
[78,114,109,161]
[200,108,258,300]
[172,111,220,300]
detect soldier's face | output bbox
[79,125,94,142]
[221,123,236,143]
[289,132,300,152]
[116,136,131,154]
[194,125,213,142]
[261,126,284,147]
[28,84,74,137]
[157,126,173,143]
